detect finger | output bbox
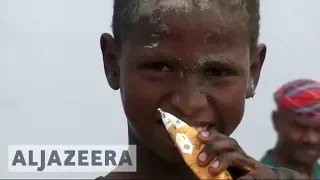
[196,128,223,143]
[197,138,239,166]
[208,152,257,177]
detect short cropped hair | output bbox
[112,0,260,52]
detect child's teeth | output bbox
[193,126,208,132]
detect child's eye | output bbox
[140,62,172,72]
[151,63,172,72]
[204,68,234,76]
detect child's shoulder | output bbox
[95,172,132,180]
[95,167,306,180]
[95,174,118,180]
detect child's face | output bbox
[102,2,266,164]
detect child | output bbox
[97,0,305,179]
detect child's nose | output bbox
[170,89,208,117]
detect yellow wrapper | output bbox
[158,108,232,180]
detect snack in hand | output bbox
[158,108,233,180]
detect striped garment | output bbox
[274,79,320,117]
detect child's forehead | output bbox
[128,0,248,23]
[138,0,195,15]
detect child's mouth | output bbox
[156,118,210,132]
[156,108,216,139]
[156,118,163,125]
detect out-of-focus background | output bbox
[0,0,319,179]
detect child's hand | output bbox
[196,129,260,177]
[196,129,302,179]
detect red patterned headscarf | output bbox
[274,79,320,116]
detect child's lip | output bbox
[156,108,215,131]
[156,118,164,125]
[156,117,214,134]
[192,126,208,132]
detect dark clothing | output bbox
[261,149,320,179]
[95,167,306,179]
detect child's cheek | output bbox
[121,71,162,120]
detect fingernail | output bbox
[196,127,203,132]
[210,160,220,168]
[201,131,209,138]
[198,152,207,162]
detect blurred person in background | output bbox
[260,79,320,179]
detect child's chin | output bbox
[152,146,185,165]
[160,154,185,165]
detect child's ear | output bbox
[248,43,267,96]
[272,110,280,132]
[245,79,255,99]
[100,33,120,90]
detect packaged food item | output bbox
[158,108,232,180]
